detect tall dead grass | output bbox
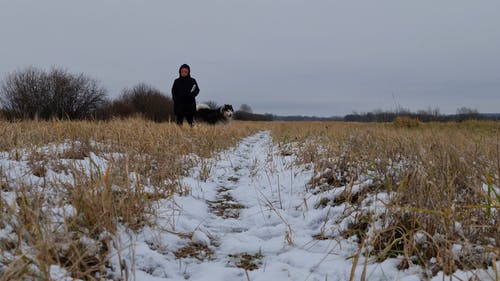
[0,118,260,279]
[271,120,500,277]
[2,119,499,279]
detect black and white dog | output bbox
[195,104,234,124]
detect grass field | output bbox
[271,120,500,276]
[0,119,499,280]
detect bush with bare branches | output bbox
[0,67,107,120]
[109,83,174,122]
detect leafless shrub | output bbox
[0,67,107,120]
[110,83,174,122]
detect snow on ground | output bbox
[108,131,499,281]
[1,131,498,280]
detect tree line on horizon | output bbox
[0,67,497,123]
[344,107,500,122]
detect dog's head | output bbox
[221,104,234,118]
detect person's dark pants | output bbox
[175,112,194,126]
[174,102,196,126]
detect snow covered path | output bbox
[110,131,488,281]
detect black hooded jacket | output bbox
[171,64,200,114]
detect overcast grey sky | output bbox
[1,0,499,116]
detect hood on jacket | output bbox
[179,64,191,77]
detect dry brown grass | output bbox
[0,118,261,279]
[271,120,500,276]
[1,119,499,279]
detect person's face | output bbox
[180,68,189,77]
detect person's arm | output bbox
[171,79,178,102]
[190,79,200,98]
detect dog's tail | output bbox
[196,103,210,111]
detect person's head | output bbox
[179,64,190,78]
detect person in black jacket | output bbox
[171,64,200,126]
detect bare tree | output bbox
[0,67,50,119]
[47,68,108,119]
[456,107,479,121]
[239,104,253,113]
[0,67,107,120]
[115,83,174,122]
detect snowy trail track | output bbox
[112,131,450,281]
[114,131,329,281]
